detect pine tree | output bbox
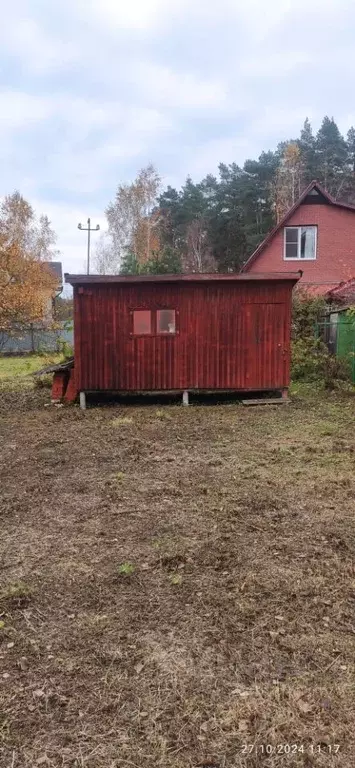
[315,117,347,197]
[158,186,181,249]
[243,151,278,249]
[119,246,182,275]
[346,127,355,174]
[344,127,355,204]
[298,118,317,182]
[119,251,140,275]
[158,178,213,266]
[143,246,182,274]
[207,164,248,271]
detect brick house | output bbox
[242,181,355,294]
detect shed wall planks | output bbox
[73,279,294,392]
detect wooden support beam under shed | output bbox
[242,397,287,406]
[79,392,86,410]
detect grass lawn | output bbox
[0,355,62,389]
[0,368,355,767]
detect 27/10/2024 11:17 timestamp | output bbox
[240,744,341,756]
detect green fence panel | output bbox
[315,315,355,383]
[336,316,355,383]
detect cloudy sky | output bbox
[1,0,354,275]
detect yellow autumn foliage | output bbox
[0,239,57,332]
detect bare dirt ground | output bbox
[0,378,355,767]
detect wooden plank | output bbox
[33,358,74,376]
[242,398,286,406]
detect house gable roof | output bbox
[44,261,63,289]
[242,181,355,272]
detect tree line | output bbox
[95,116,355,275]
[2,114,355,338]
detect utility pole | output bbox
[78,218,100,274]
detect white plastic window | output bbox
[284,226,316,260]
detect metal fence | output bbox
[0,323,73,354]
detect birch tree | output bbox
[0,191,58,260]
[96,164,162,273]
[272,143,304,222]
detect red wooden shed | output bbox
[65,272,301,407]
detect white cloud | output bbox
[184,136,256,181]
[1,13,78,74]
[0,89,172,136]
[1,0,355,272]
[232,0,294,43]
[240,51,312,78]
[131,63,228,110]
[0,92,52,131]
[83,0,187,30]
[0,89,174,198]
[250,107,316,139]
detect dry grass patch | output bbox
[0,379,355,766]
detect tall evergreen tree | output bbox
[243,151,278,249]
[207,164,249,271]
[315,117,347,196]
[346,127,355,174]
[298,118,317,183]
[119,246,182,275]
[157,186,181,250]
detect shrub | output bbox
[57,339,73,359]
[291,337,350,387]
[292,288,326,339]
[323,354,352,389]
[291,337,328,381]
[291,289,352,388]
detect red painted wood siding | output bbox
[74,280,293,392]
[246,203,355,291]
